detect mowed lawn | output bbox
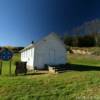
[0,53,100,100]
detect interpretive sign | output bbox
[0,48,13,61]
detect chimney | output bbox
[31,41,34,44]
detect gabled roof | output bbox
[20,43,34,52]
[20,33,65,52]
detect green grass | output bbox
[0,71,100,100]
[0,51,100,99]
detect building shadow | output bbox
[66,64,100,71]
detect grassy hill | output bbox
[0,49,100,100]
[68,53,100,66]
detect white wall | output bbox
[21,47,35,70]
[34,34,67,69]
[21,52,27,62]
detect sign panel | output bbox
[0,48,13,61]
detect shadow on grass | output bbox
[26,72,47,76]
[4,73,46,76]
[66,63,100,71]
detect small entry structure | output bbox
[15,62,27,75]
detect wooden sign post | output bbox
[0,60,2,75]
[9,59,12,76]
[0,48,3,75]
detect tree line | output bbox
[0,46,24,53]
[63,33,100,47]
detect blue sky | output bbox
[0,0,100,46]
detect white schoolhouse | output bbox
[20,33,67,70]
